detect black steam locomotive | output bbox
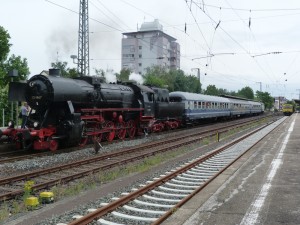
[2,69,184,151]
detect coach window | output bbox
[207,102,211,109]
[198,102,201,109]
[194,101,197,108]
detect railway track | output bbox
[65,116,286,225]
[0,115,278,202]
[0,115,272,165]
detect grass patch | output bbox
[0,203,10,222]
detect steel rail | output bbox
[68,122,274,225]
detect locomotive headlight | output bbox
[33,121,39,128]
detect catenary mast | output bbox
[78,0,89,76]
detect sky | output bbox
[1,0,300,99]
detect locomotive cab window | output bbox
[147,93,153,101]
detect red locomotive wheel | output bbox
[126,120,136,138]
[104,121,115,142]
[116,122,126,140]
[49,139,58,151]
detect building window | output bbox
[139,46,142,50]
[122,54,134,58]
[139,63,142,67]
[139,54,142,58]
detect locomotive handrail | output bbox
[80,108,144,112]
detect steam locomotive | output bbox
[1,69,184,151]
[0,69,264,151]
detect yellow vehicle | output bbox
[282,103,294,116]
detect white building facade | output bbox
[121,19,180,74]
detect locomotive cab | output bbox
[126,82,155,117]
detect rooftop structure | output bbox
[121,19,180,74]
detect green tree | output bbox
[218,88,231,95]
[256,91,274,110]
[95,68,106,82]
[3,54,29,84]
[237,86,254,99]
[51,61,77,78]
[143,66,169,88]
[0,26,11,63]
[143,74,165,87]
[0,27,29,126]
[173,70,187,91]
[204,84,219,96]
[143,66,200,93]
[182,74,200,93]
[116,68,131,82]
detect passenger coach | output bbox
[169,92,264,124]
[169,92,231,123]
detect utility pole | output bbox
[78,0,89,76]
[256,82,262,92]
[297,89,300,100]
[191,68,201,92]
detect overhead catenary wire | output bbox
[189,1,300,12]
[45,0,124,32]
[191,1,286,89]
[93,0,132,31]
[223,0,278,85]
[89,0,127,32]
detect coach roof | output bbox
[170,91,230,103]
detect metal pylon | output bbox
[78,0,89,76]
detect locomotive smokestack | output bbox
[49,68,61,76]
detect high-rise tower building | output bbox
[121,19,180,74]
